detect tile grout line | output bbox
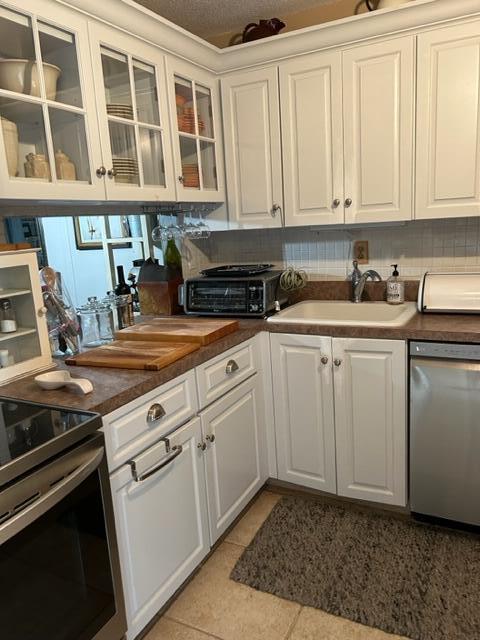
[163,614,226,640]
[284,606,303,640]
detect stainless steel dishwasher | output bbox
[410,341,480,526]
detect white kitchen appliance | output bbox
[417,271,480,313]
[411,271,480,527]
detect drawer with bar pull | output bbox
[195,338,258,409]
[102,370,198,471]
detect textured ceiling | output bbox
[134,0,339,37]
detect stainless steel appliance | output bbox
[0,398,127,640]
[411,271,480,526]
[180,266,287,317]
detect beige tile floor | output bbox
[145,490,409,640]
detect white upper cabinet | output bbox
[221,67,283,228]
[279,51,344,226]
[342,37,415,224]
[416,21,480,219]
[270,334,336,493]
[0,0,105,200]
[333,338,407,506]
[88,22,176,201]
[168,57,225,202]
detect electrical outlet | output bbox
[353,240,369,264]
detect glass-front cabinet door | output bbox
[168,58,225,202]
[89,23,175,201]
[0,0,104,199]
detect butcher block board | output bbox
[115,318,239,346]
[65,340,200,370]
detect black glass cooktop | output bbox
[0,398,101,486]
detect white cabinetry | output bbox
[168,57,225,202]
[221,67,283,228]
[270,334,336,492]
[222,36,414,227]
[333,338,407,506]
[0,249,51,382]
[342,37,415,224]
[110,417,209,640]
[270,333,407,506]
[416,21,480,219]
[280,51,344,226]
[200,373,267,543]
[0,0,105,200]
[88,22,176,201]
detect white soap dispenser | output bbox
[386,264,404,305]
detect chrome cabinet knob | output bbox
[334,358,342,367]
[321,356,329,365]
[197,441,207,451]
[147,403,166,423]
[332,199,340,209]
[107,168,116,178]
[178,175,184,183]
[345,198,352,207]
[225,359,239,375]
[205,434,215,443]
[96,166,106,177]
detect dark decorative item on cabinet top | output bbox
[242,18,286,43]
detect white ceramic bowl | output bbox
[0,59,61,100]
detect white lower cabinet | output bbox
[333,338,407,506]
[200,373,268,543]
[270,334,336,492]
[110,417,210,640]
[270,333,407,507]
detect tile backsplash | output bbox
[182,217,480,280]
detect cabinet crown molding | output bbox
[60,0,480,73]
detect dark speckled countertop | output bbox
[4,282,480,416]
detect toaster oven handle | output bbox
[178,284,185,308]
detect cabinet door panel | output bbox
[221,67,282,228]
[280,51,344,226]
[333,338,407,506]
[88,22,176,201]
[343,37,414,223]
[110,417,209,640]
[201,374,267,543]
[168,58,225,202]
[270,334,336,493]
[416,22,480,219]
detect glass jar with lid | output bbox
[77,297,114,348]
[0,298,17,333]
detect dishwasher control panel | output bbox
[410,341,480,360]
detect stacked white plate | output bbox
[112,157,138,183]
[107,103,134,119]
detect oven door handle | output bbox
[0,445,104,545]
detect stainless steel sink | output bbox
[267,300,417,327]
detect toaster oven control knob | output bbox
[250,304,259,312]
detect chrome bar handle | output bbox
[130,445,183,482]
[225,359,239,375]
[147,403,166,424]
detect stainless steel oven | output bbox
[0,399,127,640]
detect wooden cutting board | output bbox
[65,340,200,370]
[115,318,239,346]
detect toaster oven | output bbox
[179,271,287,317]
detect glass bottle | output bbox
[164,237,182,274]
[0,299,17,333]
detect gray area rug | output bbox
[230,496,480,640]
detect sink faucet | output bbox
[350,260,382,303]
